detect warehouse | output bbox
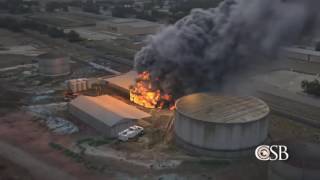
[174,92,270,158]
[69,95,150,137]
[105,70,137,94]
[96,18,161,37]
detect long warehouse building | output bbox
[69,95,150,137]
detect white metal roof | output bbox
[105,70,137,91]
[70,95,150,127]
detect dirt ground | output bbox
[0,111,109,180]
[0,157,35,180]
[269,114,320,143]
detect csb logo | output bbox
[255,145,289,161]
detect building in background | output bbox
[97,18,161,37]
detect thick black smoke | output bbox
[134,0,320,98]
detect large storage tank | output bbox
[37,52,70,77]
[174,92,270,158]
[269,141,320,180]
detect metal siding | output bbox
[69,104,111,137]
[174,111,269,151]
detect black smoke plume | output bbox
[134,0,320,98]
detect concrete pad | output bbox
[253,70,320,126]
[253,70,319,93]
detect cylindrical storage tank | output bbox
[68,79,77,93]
[269,141,320,180]
[38,52,70,77]
[174,92,270,158]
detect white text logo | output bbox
[255,145,289,161]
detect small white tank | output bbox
[37,52,70,77]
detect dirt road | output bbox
[0,141,78,180]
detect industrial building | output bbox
[281,47,320,63]
[174,92,270,158]
[69,95,150,137]
[96,18,161,37]
[37,52,71,77]
[105,70,137,94]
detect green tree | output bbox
[21,20,48,33]
[111,1,135,18]
[48,27,65,38]
[301,79,320,96]
[315,42,320,51]
[0,17,23,32]
[5,0,32,14]
[46,2,69,12]
[82,0,100,14]
[67,30,82,42]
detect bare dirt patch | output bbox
[0,157,35,180]
[269,113,320,143]
[0,111,115,180]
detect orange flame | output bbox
[130,71,175,110]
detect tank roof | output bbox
[175,92,269,124]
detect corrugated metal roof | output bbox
[175,93,269,124]
[105,70,137,91]
[70,95,150,127]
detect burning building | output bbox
[174,92,270,158]
[129,71,174,109]
[105,71,138,94]
[105,70,175,110]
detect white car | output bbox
[118,125,144,141]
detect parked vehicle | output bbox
[118,125,144,141]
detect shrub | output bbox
[67,30,82,42]
[47,27,65,38]
[301,79,320,96]
[315,41,320,51]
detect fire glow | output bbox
[130,71,175,110]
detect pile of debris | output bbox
[46,116,79,135]
[25,103,79,135]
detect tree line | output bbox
[0,0,37,14]
[0,17,82,42]
[111,0,223,23]
[301,79,320,96]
